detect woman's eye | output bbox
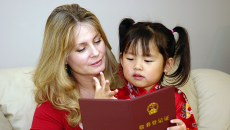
[95,39,101,44]
[76,48,85,52]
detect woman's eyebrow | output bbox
[93,33,100,39]
[76,33,100,46]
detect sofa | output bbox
[0,67,230,130]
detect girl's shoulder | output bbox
[173,87,188,100]
[161,86,188,102]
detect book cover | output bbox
[79,85,176,130]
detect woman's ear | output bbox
[164,58,174,73]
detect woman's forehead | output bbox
[71,22,99,44]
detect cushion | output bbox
[0,110,13,130]
[0,67,37,130]
[191,69,230,130]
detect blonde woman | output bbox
[30,4,123,130]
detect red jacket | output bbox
[30,102,82,130]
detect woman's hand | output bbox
[167,119,186,130]
[93,72,118,99]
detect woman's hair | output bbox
[33,4,122,127]
[119,18,191,87]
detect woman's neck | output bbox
[73,73,100,99]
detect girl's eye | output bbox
[144,60,152,62]
[127,58,134,61]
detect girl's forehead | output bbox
[126,40,158,55]
[129,39,157,50]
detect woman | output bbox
[30,3,123,130]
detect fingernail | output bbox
[167,128,169,130]
[170,120,173,123]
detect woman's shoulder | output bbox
[33,101,69,123]
[31,102,66,130]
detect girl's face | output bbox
[67,23,106,78]
[120,41,165,90]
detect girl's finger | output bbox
[108,89,118,97]
[167,119,186,130]
[93,77,101,91]
[100,72,105,88]
[104,80,110,91]
[171,119,184,125]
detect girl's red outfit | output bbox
[114,83,198,130]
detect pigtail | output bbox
[170,26,191,87]
[119,18,135,53]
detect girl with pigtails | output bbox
[116,18,198,130]
[94,18,198,130]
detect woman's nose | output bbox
[90,45,99,57]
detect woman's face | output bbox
[67,23,106,78]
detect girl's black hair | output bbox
[119,18,191,87]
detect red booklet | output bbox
[79,85,176,130]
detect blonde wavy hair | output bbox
[33,4,123,127]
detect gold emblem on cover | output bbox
[147,102,159,115]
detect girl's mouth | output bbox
[133,73,144,79]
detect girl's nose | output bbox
[133,61,143,71]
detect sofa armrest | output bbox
[191,69,230,130]
[0,67,37,130]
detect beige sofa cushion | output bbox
[191,69,230,130]
[0,67,37,130]
[0,110,13,130]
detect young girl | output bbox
[119,18,197,130]
[94,18,198,130]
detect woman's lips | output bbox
[91,59,102,66]
[133,73,144,80]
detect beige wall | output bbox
[0,0,230,74]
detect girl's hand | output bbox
[167,119,186,130]
[93,72,118,99]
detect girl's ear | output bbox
[119,53,123,66]
[164,58,174,73]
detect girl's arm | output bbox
[169,89,198,130]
